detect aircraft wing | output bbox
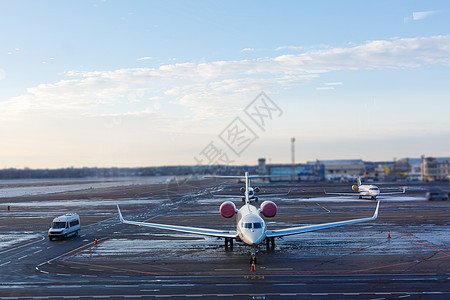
[266,201,379,238]
[117,205,238,239]
[381,187,406,196]
[324,190,357,196]
[214,190,290,198]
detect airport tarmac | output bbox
[0,177,449,299]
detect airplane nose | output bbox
[247,232,265,245]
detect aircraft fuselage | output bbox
[236,204,266,246]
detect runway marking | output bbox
[0,235,45,255]
[316,202,331,213]
[33,249,43,254]
[403,235,450,256]
[17,255,28,260]
[214,269,242,271]
[266,268,293,271]
[104,285,139,288]
[0,261,11,266]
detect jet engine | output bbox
[220,201,237,218]
[352,184,358,191]
[260,200,277,218]
[240,187,245,193]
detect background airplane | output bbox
[207,175,290,202]
[325,177,406,200]
[117,172,380,264]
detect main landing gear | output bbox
[265,237,275,251]
[224,237,233,250]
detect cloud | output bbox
[413,11,437,21]
[0,69,5,80]
[316,86,334,91]
[241,48,254,52]
[276,45,304,51]
[137,56,153,61]
[2,35,450,121]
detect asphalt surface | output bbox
[0,178,449,299]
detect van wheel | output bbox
[75,230,79,237]
[64,234,68,240]
[49,237,53,241]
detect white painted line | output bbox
[104,285,139,288]
[0,235,45,256]
[0,261,11,266]
[33,249,43,254]
[18,255,28,260]
[56,273,70,276]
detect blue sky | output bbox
[1,0,449,168]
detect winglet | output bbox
[117,204,124,223]
[373,201,380,219]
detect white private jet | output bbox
[117,172,379,264]
[325,177,406,200]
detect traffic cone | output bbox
[387,231,391,239]
[7,205,10,211]
[250,261,255,272]
[94,238,98,245]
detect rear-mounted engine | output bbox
[220,201,236,218]
[260,201,277,217]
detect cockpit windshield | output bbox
[242,222,263,229]
[244,222,252,229]
[253,222,262,229]
[51,222,66,229]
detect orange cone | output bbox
[94,238,98,245]
[387,231,391,239]
[250,261,255,272]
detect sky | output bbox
[0,0,449,168]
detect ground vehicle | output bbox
[426,192,449,201]
[48,213,80,240]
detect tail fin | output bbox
[357,176,362,186]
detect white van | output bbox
[48,213,81,240]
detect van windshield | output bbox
[51,222,66,229]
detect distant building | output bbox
[421,156,450,181]
[268,163,324,182]
[258,158,267,175]
[308,159,365,181]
